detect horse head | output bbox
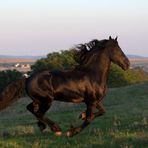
[74,37,130,71]
[106,36,130,70]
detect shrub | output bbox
[31,49,77,72]
[108,64,148,87]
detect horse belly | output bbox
[71,97,84,103]
[54,92,84,103]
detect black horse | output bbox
[0,36,130,137]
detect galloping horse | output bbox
[0,36,130,137]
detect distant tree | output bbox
[108,63,148,87]
[31,49,77,72]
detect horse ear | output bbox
[115,36,118,41]
[109,36,112,40]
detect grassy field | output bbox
[0,83,148,148]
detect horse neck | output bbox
[82,51,111,86]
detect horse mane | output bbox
[74,39,107,65]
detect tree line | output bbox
[0,49,148,92]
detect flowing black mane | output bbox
[74,39,108,65]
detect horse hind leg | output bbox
[26,102,46,132]
[38,102,62,136]
[26,101,62,136]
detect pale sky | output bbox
[0,0,148,56]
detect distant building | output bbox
[21,64,30,69]
[15,63,20,67]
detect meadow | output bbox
[0,83,148,148]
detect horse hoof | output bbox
[66,131,72,137]
[79,112,86,120]
[42,128,51,134]
[55,131,62,136]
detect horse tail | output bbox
[0,77,26,111]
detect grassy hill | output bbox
[0,83,148,148]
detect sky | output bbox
[0,0,148,56]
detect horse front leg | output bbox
[94,101,106,117]
[66,104,94,137]
[79,87,107,120]
[94,87,107,117]
[79,101,106,120]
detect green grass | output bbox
[0,83,148,148]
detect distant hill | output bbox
[127,54,147,58]
[0,55,45,60]
[0,54,147,62]
[0,55,43,63]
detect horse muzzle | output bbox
[122,59,130,70]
